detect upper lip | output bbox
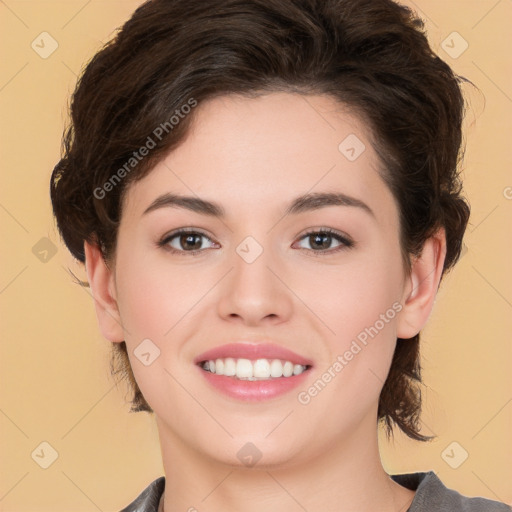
[194,343,313,367]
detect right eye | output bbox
[158,229,219,255]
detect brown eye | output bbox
[176,233,203,251]
[159,229,217,254]
[306,233,335,250]
[294,229,354,254]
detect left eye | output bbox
[294,230,353,253]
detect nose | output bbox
[215,240,294,327]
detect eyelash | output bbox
[157,227,354,257]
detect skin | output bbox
[85,92,446,512]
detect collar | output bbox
[121,471,510,511]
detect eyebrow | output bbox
[142,191,374,218]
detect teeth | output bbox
[293,364,303,375]
[201,358,309,380]
[223,357,236,376]
[283,361,293,377]
[270,359,283,378]
[236,358,253,378]
[253,359,270,378]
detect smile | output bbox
[194,342,313,401]
[199,357,310,380]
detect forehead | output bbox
[122,92,394,221]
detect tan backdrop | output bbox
[1,0,511,510]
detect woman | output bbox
[50,0,510,511]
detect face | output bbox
[109,92,415,467]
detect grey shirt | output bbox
[120,471,511,511]
[391,472,511,511]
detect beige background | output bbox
[1,0,511,510]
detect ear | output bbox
[396,228,447,339]
[84,241,124,343]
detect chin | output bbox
[203,435,309,471]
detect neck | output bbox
[156,413,415,512]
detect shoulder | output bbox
[119,476,165,512]
[391,471,511,512]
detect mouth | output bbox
[198,357,312,380]
[194,343,313,401]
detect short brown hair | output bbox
[50,0,471,441]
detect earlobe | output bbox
[396,228,447,339]
[84,241,125,343]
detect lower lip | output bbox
[197,366,311,401]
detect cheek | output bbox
[314,250,404,390]
[113,246,201,343]
[112,248,193,410]
[115,263,168,340]
[294,260,403,435]
[312,251,404,339]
